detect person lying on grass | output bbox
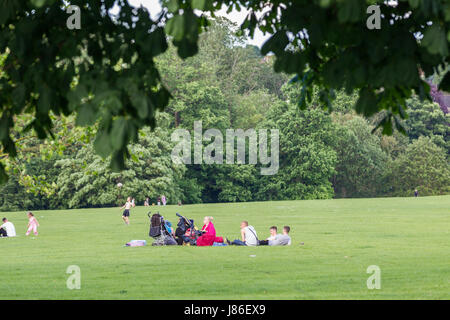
[226,221,258,246]
[259,226,291,246]
[196,216,224,246]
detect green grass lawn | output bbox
[0,196,449,300]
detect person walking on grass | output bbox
[120,197,133,225]
[25,212,39,236]
[226,221,258,246]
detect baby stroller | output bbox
[148,212,177,246]
[175,213,203,246]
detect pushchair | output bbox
[148,212,177,246]
[174,213,203,246]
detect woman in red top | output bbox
[196,216,224,246]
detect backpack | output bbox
[149,212,163,238]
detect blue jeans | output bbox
[213,242,228,246]
[231,239,246,246]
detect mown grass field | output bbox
[0,196,449,300]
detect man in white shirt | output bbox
[0,218,16,237]
[227,221,258,246]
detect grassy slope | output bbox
[0,196,449,300]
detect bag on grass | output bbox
[125,240,147,247]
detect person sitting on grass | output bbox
[226,221,258,246]
[258,226,277,245]
[0,217,16,237]
[196,216,224,246]
[268,226,278,240]
[259,226,291,246]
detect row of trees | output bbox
[0,19,449,211]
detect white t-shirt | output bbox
[244,226,258,246]
[1,221,16,237]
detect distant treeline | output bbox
[1,19,449,211]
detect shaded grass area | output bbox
[0,196,449,299]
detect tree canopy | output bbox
[1,0,450,184]
[1,16,449,210]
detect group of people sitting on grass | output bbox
[191,217,291,247]
[0,212,39,238]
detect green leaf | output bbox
[394,116,407,135]
[30,0,49,8]
[94,130,112,158]
[408,0,420,9]
[438,71,450,91]
[445,4,450,21]
[355,88,378,117]
[192,0,213,11]
[337,0,362,23]
[261,31,289,56]
[105,94,123,114]
[154,87,172,111]
[130,153,139,163]
[382,117,393,135]
[76,103,96,126]
[174,38,198,59]
[148,27,168,57]
[0,115,11,140]
[0,163,8,184]
[67,84,88,111]
[130,92,148,119]
[37,85,51,115]
[422,25,448,56]
[166,0,179,13]
[110,150,126,172]
[12,83,26,107]
[110,117,127,151]
[165,15,185,41]
[319,0,332,8]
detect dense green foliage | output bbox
[3,0,450,182]
[1,18,449,210]
[387,136,450,196]
[405,96,450,154]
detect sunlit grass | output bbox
[0,195,449,299]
